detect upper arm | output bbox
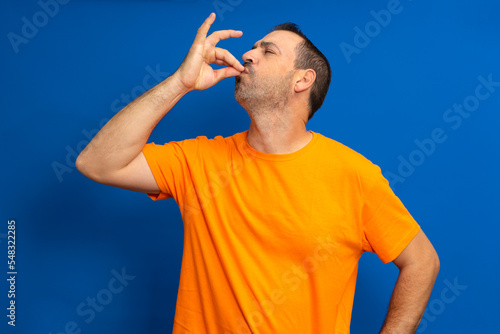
[392,229,440,271]
[89,152,161,194]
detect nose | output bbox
[242,49,256,65]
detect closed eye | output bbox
[250,41,282,55]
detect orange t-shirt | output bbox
[142,130,420,334]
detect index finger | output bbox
[194,13,216,45]
[206,29,243,47]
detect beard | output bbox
[235,66,295,115]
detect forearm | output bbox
[380,262,439,333]
[76,72,189,178]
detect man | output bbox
[76,13,440,333]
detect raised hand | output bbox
[174,13,245,92]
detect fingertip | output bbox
[231,30,243,38]
[205,12,215,23]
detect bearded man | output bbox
[76,13,439,334]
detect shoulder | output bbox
[314,132,393,200]
[190,130,246,149]
[151,130,245,148]
[313,132,381,175]
[161,131,247,160]
[144,131,247,160]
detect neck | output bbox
[246,107,313,154]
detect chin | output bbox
[234,90,247,107]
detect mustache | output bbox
[243,62,254,73]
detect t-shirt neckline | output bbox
[241,130,319,161]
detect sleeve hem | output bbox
[146,192,171,201]
[381,224,421,264]
[142,143,173,201]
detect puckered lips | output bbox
[242,62,253,74]
[236,63,252,83]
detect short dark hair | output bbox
[270,23,331,121]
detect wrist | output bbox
[170,70,193,95]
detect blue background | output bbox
[1,0,499,333]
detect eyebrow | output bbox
[252,41,282,54]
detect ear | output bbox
[294,69,316,93]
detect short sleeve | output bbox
[360,165,421,264]
[141,136,205,201]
